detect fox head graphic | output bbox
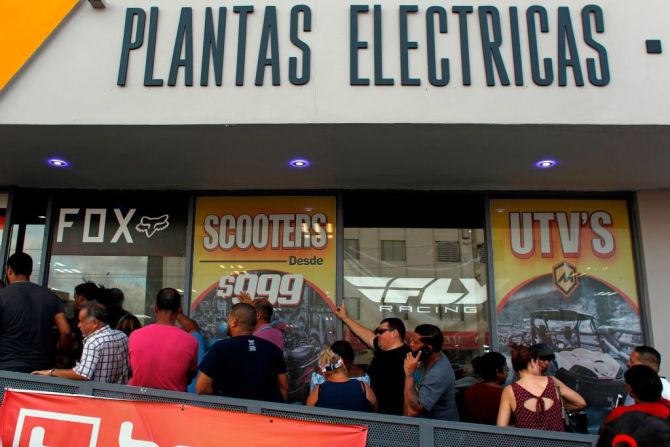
[135,214,169,238]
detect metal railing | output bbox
[0,371,597,447]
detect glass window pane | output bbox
[344,227,489,376]
[490,198,643,426]
[13,224,45,279]
[342,192,488,376]
[5,191,48,282]
[47,193,188,326]
[190,196,338,402]
[47,255,185,324]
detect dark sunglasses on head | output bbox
[374,328,391,335]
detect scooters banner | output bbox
[0,389,368,446]
[191,196,336,309]
[190,196,337,402]
[490,198,642,349]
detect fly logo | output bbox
[344,276,487,315]
[0,0,87,92]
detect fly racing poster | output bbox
[490,198,642,414]
[191,196,337,402]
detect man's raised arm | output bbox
[333,304,375,348]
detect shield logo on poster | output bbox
[553,261,579,296]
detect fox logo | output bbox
[135,214,170,238]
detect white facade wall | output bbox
[1,0,670,125]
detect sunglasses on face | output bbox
[374,328,391,335]
[539,355,555,362]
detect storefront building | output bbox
[1,0,670,420]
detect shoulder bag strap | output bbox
[553,379,569,423]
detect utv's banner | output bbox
[490,198,642,352]
[0,390,367,446]
[191,196,336,401]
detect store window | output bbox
[490,198,643,424]
[342,192,489,376]
[4,190,48,281]
[190,196,337,402]
[46,193,188,324]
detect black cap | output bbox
[531,343,555,360]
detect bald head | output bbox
[229,303,257,332]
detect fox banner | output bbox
[490,198,642,417]
[0,390,367,447]
[190,196,337,402]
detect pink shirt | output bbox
[253,323,284,351]
[128,324,198,392]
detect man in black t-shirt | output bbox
[334,305,410,415]
[0,252,72,372]
[196,303,288,403]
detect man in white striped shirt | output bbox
[34,301,129,384]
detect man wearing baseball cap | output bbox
[531,343,557,376]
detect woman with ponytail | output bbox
[306,345,377,412]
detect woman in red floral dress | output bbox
[497,344,586,431]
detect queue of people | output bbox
[2,251,670,445]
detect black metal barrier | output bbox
[0,371,598,447]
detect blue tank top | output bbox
[316,380,372,412]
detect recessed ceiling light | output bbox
[48,158,69,167]
[289,158,310,168]
[535,159,557,169]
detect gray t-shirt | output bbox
[0,282,64,372]
[417,352,459,420]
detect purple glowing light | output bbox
[289,159,310,168]
[535,159,557,169]
[47,158,69,167]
